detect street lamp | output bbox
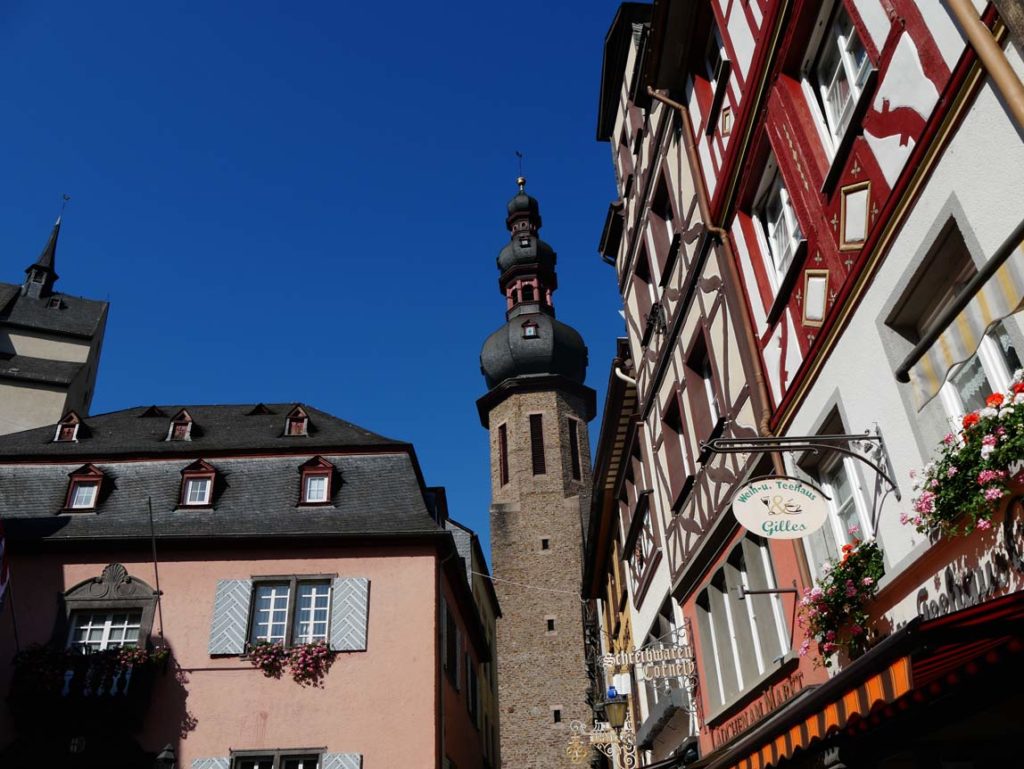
[154,744,176,769]
[602,686,629,730]
[566,686,638,768]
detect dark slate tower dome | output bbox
[480,313,587,389]
[478,178,594,422]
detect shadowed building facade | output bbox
[478,180,596,769]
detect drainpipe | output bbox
[647,87,777,449]
[944,0,1024,131]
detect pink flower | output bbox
[846,584,858,597]
[823,642,837,654]
[825,630,836,641]
[799,639,811,657]
[913,491,936,514]
[849,624,864,636]
[947,466,959,477]
[862,577,874,586]
[978,469,1006,485]
[984,487,1004,502]
[848,524,861,537]
[977,518,993,531]
[982,434,998,447]
[942,433,956,446]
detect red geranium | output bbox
[987,393,1005,407]
[963,413,980,429]
[1013,382,1024,394]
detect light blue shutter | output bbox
[192,759,230,769]
[330,577,369,651]
[322,754,362,769]
[208,579,253,655]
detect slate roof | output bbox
[0,281,107,338]
[0,452,440,542]
[0,353,84,386]
[0,403,400,459]
[0,403,446,543]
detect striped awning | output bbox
[909,238,1024,410]
[726,657,912,769]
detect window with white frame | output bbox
[754,159,803,283]
[233,753,320,769]
[694,535,788,711]
[303,474,328,503]
[249,579,331,646]
[68,610,142,653]
[804,3,872,151]
[802,453,873,579]
[69,480,99,509]
[184,477,212,506]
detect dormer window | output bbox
[299,456,335,505]
[522,321,539,339]
[286,406,309,437]
[167,409,194,442]
[65,464,104,511]
[180,459,216,508]
[54,411,81,443]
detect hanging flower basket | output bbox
[246,641,288,679]
[246,640,336,686]
[288,641,335,688]
[907,372,1024,537]
[798,538,885,667]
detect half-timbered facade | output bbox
[589,6,829,766]
[589,0,1024,767]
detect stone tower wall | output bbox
[488,389,593,769]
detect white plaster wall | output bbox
[0,328,91,363]
[0,381,68,435]
[784,52,1024,629]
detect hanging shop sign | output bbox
[731,475,829,539]
[602,645,696,682]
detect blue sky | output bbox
[0,1,628,560]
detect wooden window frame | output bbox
[54,411,81,443]
[247,576,333,647]
[298,456,335,506]
[286,406,310,437]
[63,464,104,512]
[179,459,217,508]
[166,409,194,442]
[230,750,325,769]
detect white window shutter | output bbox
[207,579,253,655]
[321,754,362,769]
[330,577,369,651]
[191,759,230,769]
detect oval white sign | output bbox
[731,476,829,539]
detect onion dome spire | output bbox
[480,180,589,391]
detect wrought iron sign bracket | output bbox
[700,427,901,503]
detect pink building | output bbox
[0,403,496,769]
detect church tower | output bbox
[0,219,109,435]
[478,179,596,769]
